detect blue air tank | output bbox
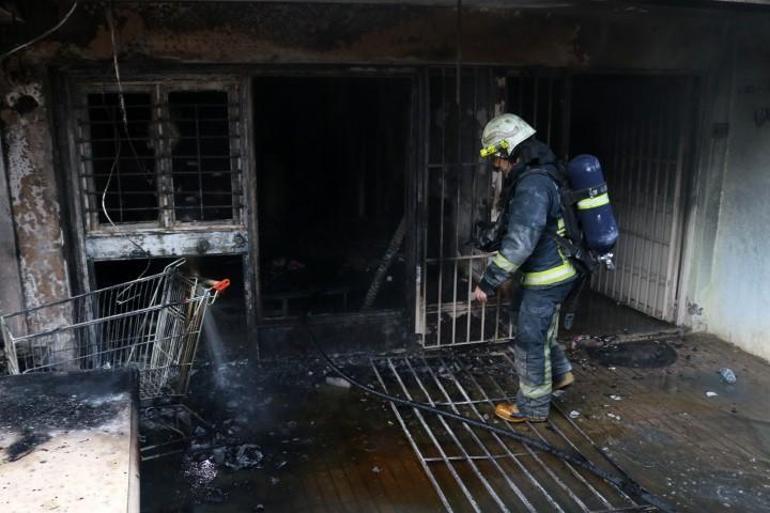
[566,154,619,255]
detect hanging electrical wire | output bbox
[103,3,154,294]
[0,0,79,63]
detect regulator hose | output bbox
[301,317,676,513]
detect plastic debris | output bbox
[609,394,622,401]
[372,466,382,473]
[607,413,621,421]
[223,444,264,470]
[706,391,718,398]
[719,368,737,384]
[569,410,581,419]
[325,376,351,389]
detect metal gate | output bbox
[586,77,694,322]
[416,70,567,348]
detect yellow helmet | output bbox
[480,113,536,159]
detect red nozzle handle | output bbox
[211,279,231,293]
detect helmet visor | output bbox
[479,139,510,159]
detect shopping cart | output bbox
[1,259,230,400]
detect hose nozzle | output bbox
[203,278,231,293]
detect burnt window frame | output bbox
[73,79,244,233]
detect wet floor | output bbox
[140,354,439,512]
[140,300,770,512]
[565,333,770,512]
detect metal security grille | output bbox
[372,349,659,513]
[507,72,569,160]
[586,78,693,322]
[81,92,158,224]
[417,70,568,349]
[168,90,240,223]
[417,68,508,349]
[75,82,243,231]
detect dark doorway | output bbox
[254,77,412,318]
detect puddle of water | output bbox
[587,340,678,368]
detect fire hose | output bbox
[302,316,676,513]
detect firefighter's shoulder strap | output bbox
[515,165,593,331]
[515,165,597,274]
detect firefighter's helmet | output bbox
[479,113,536,159]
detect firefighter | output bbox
[474,113,578,423]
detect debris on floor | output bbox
[719,368,737,384]
[325,376,352,389]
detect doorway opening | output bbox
[254,76,412,319]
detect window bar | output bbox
[420,357,563,511]
[644,95,664,315]
[452,71,463,346]
[452,163,460,345]
[467,70,480,344]
[157,86,172,228]
[425,454,531,462]
[494,352,619,509]
[194,103,203,221]
[466,259,473,343]
[229,91,241,223]
[78,108,98,231]
[641,107,657,314]
[627,108,646,310]
[463,360,600,511]
[616,102,632,302]
[437,70,448,348]
[370,361,455,512]
[658,90,677,319]
[634,103,652,311]
[628,99,646,308]
[431,355,570,513]
[111,106,125,223]
[616,108,634,301]
[385,358,484,511]
[666,85,689,321]
[421,73,431,347]
[404,357,523,512]
[493,288,501,341]
[608,101,624,298]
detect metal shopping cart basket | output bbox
[1,259,230,400]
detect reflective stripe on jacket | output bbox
[478,164,577,293]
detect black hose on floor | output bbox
[301,317,676,513]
